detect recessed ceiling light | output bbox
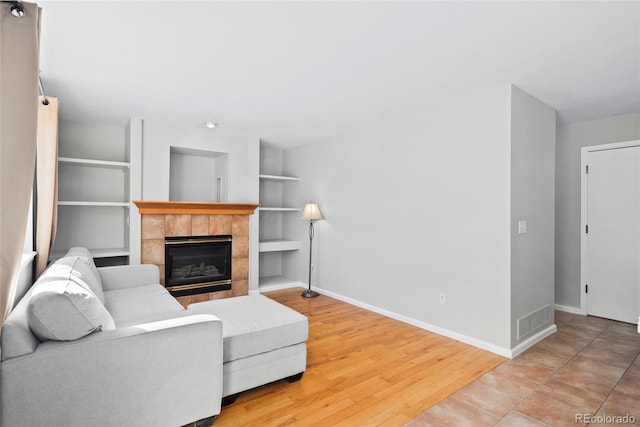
[204,121,217,129]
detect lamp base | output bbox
[301,289,319,298]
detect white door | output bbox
[586,145,640,323]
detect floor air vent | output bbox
[517,304,551,340]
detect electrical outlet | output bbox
[439,293,446,306]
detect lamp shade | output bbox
[301,203,323,221]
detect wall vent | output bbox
[517,304,551,340]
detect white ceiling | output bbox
[38,1,640,148]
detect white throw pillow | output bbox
[28,258,115,341]
[56,255,105,303]
[64,247,104,299]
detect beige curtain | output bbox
[35,96,59,276]
[0,2,41,322]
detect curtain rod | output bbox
[8,1,25,18]
[38,76,50,106]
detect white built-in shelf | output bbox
[58,158,130,207]
[259,275,301,289]
[259,174,301,182]
[58,157,130,169]
[259,207,301,212]
[91,247,130,258]
[258,166,302,287]
[259,239,301,252]
[58,201,130,207]
[50,247,129,260]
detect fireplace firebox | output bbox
[164,235,232,297]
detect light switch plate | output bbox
[518,220,527,234]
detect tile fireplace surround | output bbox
[134,201,258,307]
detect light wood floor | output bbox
[212,288,505,426]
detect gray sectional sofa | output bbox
[1,248,223,427]
[0,247,309,427]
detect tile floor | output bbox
[406,311,640,426]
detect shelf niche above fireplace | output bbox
[169,146,228,203]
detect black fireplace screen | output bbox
[164,235,232,297]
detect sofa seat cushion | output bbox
[104,284,184,326]
[187,294,308,362]
[28,258,116,342]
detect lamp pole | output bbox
[302,219,319,298]
[301,203,323,298]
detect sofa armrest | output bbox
[1,314,223,427]
[98,264,160,290]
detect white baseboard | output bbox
[256,285,559,358]
[256,282,304,294]
[510,324,557,358]
[313,286,515,358]
[554,304,584,315]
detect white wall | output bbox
[555,113,640,308]
[58,121,125,161]
[125,118,142,264]
[169,149,223,202]
[142,121,258,203]
[510,86,556,347]
[141,120,260,289]
[282,85,513,350]
[215,155,229,202]
[169,152,215,201]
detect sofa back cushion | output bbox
[63,247,105,302]
[27,257,115,341]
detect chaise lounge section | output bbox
[188,294,309,404]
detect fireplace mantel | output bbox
[135,200,257,306]
[134,200,259,215]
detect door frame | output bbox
[580,139,640,316]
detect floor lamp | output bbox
[301,203,323,298]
